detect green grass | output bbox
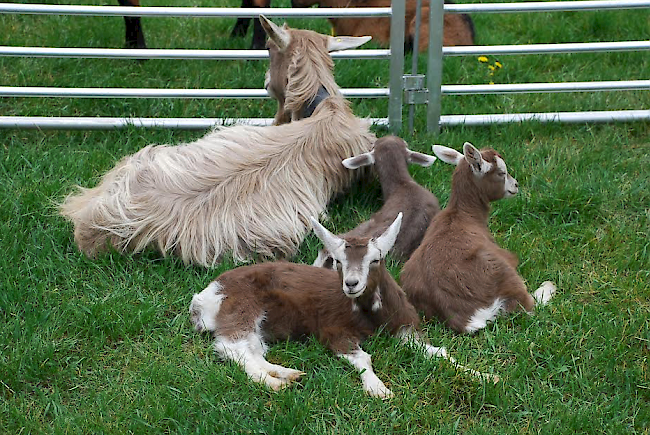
[1,1,649,434]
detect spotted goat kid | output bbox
[190,213,497,398]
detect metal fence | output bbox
[0,3,406,131]
[423,0,650,131]
[2,1,649,132]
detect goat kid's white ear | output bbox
[310,217,344,254]
[342,150,375,169]
[407,149,437,167]
[259,15,291,51]
[432,145,464,166]
[375,213,403,257]
[327,35,372,52]
[463,142,492,175]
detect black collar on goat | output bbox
[301,86,330,119]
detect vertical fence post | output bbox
[426,0,444,133]
[407,0,423,132]
[388,0,406,133]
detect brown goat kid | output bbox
[314,136,440,268]
[190,214,496,398]
[401,142,556,334]
[291,0,475,51]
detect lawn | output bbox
[0,0,649,434]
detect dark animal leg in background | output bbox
[231,0,253,38]
[230,0,271,50]
[250,16,267,49]
[118,0,147,49]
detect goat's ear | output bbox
[463,142,492,175]
[432,145,463,166]
[310,217,344,255]
[342,150,375,169]
[327,35,372,52]
[407,150,437,167]
[375,213,402,257]
[259,15,291,51]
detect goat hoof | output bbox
[367,386,393,399]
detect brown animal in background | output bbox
[314,136,440,268]
[291,0,475,51]
[190,214,497,397]
[400,143,556,334]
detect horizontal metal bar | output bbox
[442,80,650,95]
[0,86,389,99]
[444,41,650,56]
[445,0,650,14]
[0,116,389,130]
[440,110,650,126]
[0,46,390,60]
[0,4,391,18]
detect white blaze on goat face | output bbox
[335,242,381,298]
[497,157,519,198]
[189,281,226,333]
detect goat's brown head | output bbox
[310,213,402,298]
[433,142,518,202]
[342,136,437,170]
[259,15,371,123]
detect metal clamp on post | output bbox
[403,74,428,105]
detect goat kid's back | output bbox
[401,142,556,333]
[315,136,440,268]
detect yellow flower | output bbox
[494,61,503,69]
[478,56,489,63]
[489,81,495,85]
[488,65,496,71]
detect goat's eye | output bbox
[370,259,380,265]
[497,171,506,177]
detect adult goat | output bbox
[60,16,375,267]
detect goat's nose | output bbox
[345,279,359,289]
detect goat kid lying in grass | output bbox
[314,136,440,268]
[190,214,497,398]
[60,16,375,267]
[401,142,557,334]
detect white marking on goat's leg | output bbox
[339,347,393,398]
[533,281,556,306]
[465,298,505,334]
[398,328,499,384]
[189,281,226,333]
[214,334,287,391]
[248,317,304,383]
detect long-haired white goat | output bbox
[60,16,375,266]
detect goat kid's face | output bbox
[433,142,519,201]
[310,213,402,298]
